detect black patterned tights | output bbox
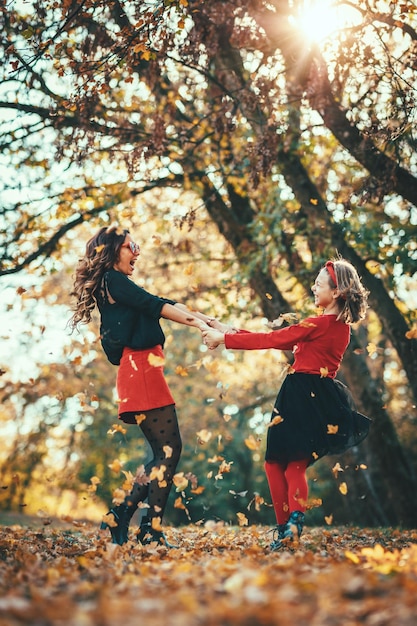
[120,404,182,522]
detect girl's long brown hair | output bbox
[327,258,369,324]
[69,225,128,330]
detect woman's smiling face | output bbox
[113,235,140,276]
[311,268,336,310]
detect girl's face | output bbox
[311,268,338,310]
[113,234,140,276]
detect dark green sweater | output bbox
[96,269,176,364]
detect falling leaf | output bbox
[265,293,273,300]
[223,413,232,422]
[237,512,248,527]
[405,327,417,339]
[174,497,187,510]
[324,514,333,525]
[135,413,147,425]
[339,482,348,495]
[108,459,123,473]
[366,342,378,356]
[327,424,339,434]
[175,365,189,377]
[148,353,165,367]
[128,354,138,371]
[107,423,127,435]
[332,462,344,478]
[151,517,163,531]
[190,485,205,495]
[150,465,166,482]
[95,244,105,254]
[310,198,318,205]
[320,367,329,378]
[268,414,284,427]
[121,471,135,491]
[196,429,212,444]
[173,472,189,491]
[244,435,261,450]
[102,512,118,528]
[163,445,173,458]
[112,488,126,505]
[247,493,264,511]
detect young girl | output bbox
[202,258,371,550]
[70,225,215,547]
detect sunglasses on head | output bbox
[122,241,140,254]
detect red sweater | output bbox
[224,314,350,379]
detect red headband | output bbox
[325,261,338,288]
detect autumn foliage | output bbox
[1,516,417,625]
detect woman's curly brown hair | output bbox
[326,258,369,324]
[69,225,128,331]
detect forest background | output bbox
[0,0,417,533]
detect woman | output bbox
[203,258,371,550]
[70,225,214,546]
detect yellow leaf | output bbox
[339,482,348,495]
[196,429,212,443]
[244,434,261,450]
[191,485,205,495]
[151,516,162,531]
[366,342,378,356]
[405,327,417,339]
[324,514,333,525]
[112,488,126,505]
[265,293,273,300]
[320,367,329,378]
[175,365,189,377]
[135,413,147,425]
[223,413,232,422]
[345,550,360,564]
[332,462,344,478]
[148,353,165,367]
[163,445,173,458]
[173,472,189,491]
[268,414,283,427]
[108,459,123,473]
[150,465,166,482]
[237,512,248,527]
[174,497,186,510]
[327,424,339,434]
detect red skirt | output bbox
[116,345,175,416]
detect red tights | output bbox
[264,460,309,524]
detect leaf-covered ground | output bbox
[1,516,417,626]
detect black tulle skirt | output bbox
[265,372,371,465]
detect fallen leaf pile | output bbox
[0,518,417,625]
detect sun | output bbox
[293,0,362,43]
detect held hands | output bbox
[202,329,225,350]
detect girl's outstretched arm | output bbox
[161,302,212,332]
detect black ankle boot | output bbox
[137,521,178,549]
[100,504,136,545]
[269,523,287,551]
[270,511,305,551]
